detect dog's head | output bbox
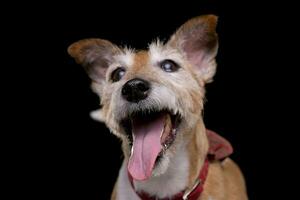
[68,15,218,181]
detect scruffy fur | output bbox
[68,15,248,200]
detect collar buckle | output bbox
[182,179,201,200]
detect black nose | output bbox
[122,78,150,102]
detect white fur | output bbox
[151,153,170,177]
[90,109,105,122]
[116,143,189,199]
[149,40,184,66]
[114,48,135,67]
[116,161,140,200]
[150,84,179,115]
[133,143,189,199]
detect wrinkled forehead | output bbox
[113,41,184,68]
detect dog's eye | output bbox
[111,67,126,82]
[160,60,179,72]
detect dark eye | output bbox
[160,59,179,72]
[111,67,126,82]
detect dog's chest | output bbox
[116,161,140,200]
[116,147,189,199]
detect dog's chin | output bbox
[119,108,182,180]
[151,147,172,177]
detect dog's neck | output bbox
[127,119,209,199]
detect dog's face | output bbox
[68,15,218,181]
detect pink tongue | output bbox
[127,114,165,181]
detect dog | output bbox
[68,15,248,200]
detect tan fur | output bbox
[187,120,208,187]
[184,119,247,200]
[111,182,117,200]
[199,159,247,200]
[68,15,248,200]
[132,51,149,71]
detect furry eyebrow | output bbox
[148,40,184,65]
[114,48,135,67]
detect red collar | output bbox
[128,129,233,200]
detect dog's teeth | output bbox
[130,146,134,156]
[163,143,169,151]
[174,109,178,116]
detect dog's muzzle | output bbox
[118,78,183,181]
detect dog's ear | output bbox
[68,39,121,84]
[167,15,218,83]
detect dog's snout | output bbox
[122,78,150,102]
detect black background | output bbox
[7,1,292,199]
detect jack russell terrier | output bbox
[68,15,248,200]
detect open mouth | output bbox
[121,109,181,181]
